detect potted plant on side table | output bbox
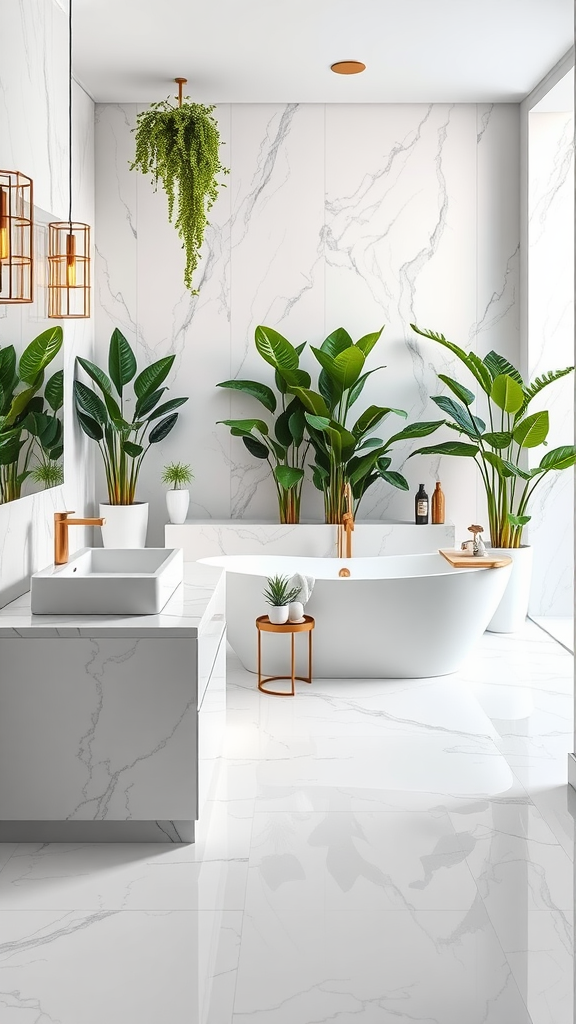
[409,324,575,632]
[162,462,193,524]
[74,328,188,548]
[263,575,302,625]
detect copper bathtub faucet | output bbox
[54,511,106,566]
[337,482,355,561]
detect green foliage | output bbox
[131,97,228,293]
[75,330,188,505]
[409,324,575,547]
[162,461,193,488]
[218,324,444,524]
[263,574,302,607]
[217,328,310,524]
[0,327,64,503]
[284,326,441,523]
[30,462,64,489]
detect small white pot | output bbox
[166,489,190,525]
[486,545,533,633]
[288,601,305,623]
[99,502,149,549]
[268,606,289,625]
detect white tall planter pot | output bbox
[486,546,533,633]
[166,489,190,525]
[99,502,149,549]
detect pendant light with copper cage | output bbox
[48,0,91,318]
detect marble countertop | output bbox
[0,562,224,639]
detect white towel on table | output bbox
[288,573,315,606]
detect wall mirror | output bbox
[0,206,64,505]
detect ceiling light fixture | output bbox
[48,0,91,318]
[0,170,33,304]
[330,61,366,75]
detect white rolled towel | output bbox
[289,573,315,606]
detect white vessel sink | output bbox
[31,547,184,615]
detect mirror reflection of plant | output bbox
[74,328,188,505]
[286,326,443,523]
[24,366,64,490]
[30,461,64,489]
[409,324,576,548]
[0,327,64,503]
[216,327,311,524]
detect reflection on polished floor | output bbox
[0,620,573,1024]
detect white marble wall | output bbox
[0,0,95,605]
[95,102,520,547]
[527,111,574,616]
[165,521,455,561]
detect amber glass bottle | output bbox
[431,481,445,524]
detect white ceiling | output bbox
[74,0,573,104]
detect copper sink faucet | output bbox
[54,511,106,565]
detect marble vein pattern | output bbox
[0,563,226,826]
[95,101,522,547]
[165,520,456,561]
[0,618,572,1023]
[0,0,95,605]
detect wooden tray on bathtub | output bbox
[439,549,512,569]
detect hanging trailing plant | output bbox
[130,92,228,293]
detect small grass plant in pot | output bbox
[263,575,302,625]
[74,329,188,548]
[409,324,576,631]
[162,462,193,524]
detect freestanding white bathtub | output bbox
[200,554,511,679]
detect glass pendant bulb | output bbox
[0,187,10,261]
[66,231,76,287]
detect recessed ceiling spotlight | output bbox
[330,61,366,75]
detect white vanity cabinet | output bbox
[0,562,226,843]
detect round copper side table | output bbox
[256,614,315,696]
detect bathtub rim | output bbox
[198,551,510,582]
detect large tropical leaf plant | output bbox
[217,324,444,524]
[74,329,188,505]
[216,327,311,524]
[409,324,576,547]
[0,327,64,503]
[287,326,443,523]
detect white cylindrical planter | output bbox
[166,489,190,525]
[99,502,149,549]
[486,546,533,633]
[268,606,289,625]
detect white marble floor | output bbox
[531,616,574,653]
[0,619,573,1023]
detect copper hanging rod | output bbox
[174,78,187,106]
